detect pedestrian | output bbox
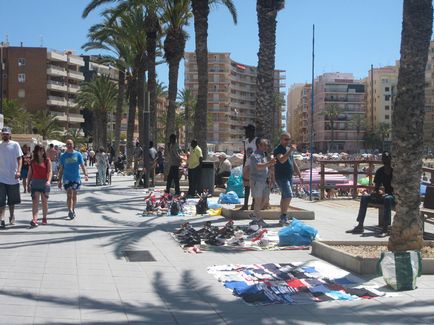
[82,150,88,166]
[47,143,59,179]
[96,147,109,185]
[241,124,257,210]
[273,132,302,226]
[21,144,32,193]
[58,139,89,219]
[215,153,231,188]
[187,139,203,196]
[249,138,276,228]
[347,151,394,236]
[89,149,95,167]
[156,146,165,174]
[27,145,52,227]
[149,141,158,186]
[166,134,182,195]
[0,127,23,228]
[133,142,143,173]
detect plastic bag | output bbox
[208,208,222,216]
[226,174,244,198]
[377,250,422,291]
[218,191,241,204]
[278,218,317,246]
[231,166,243,177]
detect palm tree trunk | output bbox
[184,104,189,151]
[255,0,278,140]
[100,109,108,151]
[113,69,125,159]
[146,11,159,142]
[192,0,209,158]
[137,63,146,149]
[388,0,432,252]
[165,60,180,145]
[330,121,334,153]
[126,73,137,169]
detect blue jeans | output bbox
[357,194,395,226]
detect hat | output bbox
[219,153,227,159]
[243,124,255,130]
[1,127,11,134]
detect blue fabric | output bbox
[233,283,264,297]
[226,174,244,198]
[224,281,249,291]
[302,267,317,273]
[278,218,318,246]
[273,144,293,180]
[219,191,240,204]
[60,151,83,182]
[326,290,356,301]
[333,277,356,285]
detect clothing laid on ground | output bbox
[0,140,23,185]
[59,151,83,186]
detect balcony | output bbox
[47,96,67,107]
[68,84,80,93]
[68,100,79,108]
[47,51,67,62]
[47,80,67,92]
[51,112,84,123]
[51,111,68,121]
[68,113,84,123]
[68,56,84,67]
[47,65,67,77]
[68,70,85,81]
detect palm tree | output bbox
[162,0,191,145]
[191,0,237,158]
[31,109,62,140]
[2,99,31,134]
[177,88,196,150]
[378,122,391,151]
[349,114,366,153]
[388,0,432,252]
[255,0,284,140]
[64,128,86,147]
[321,103,343,153]
[76,75,118,149]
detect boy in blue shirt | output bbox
[58,139,88,219]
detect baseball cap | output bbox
[1,127,11,134]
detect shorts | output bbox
[0,182,21,207]
[64,180,81,191]
[30,179,50,199]
[21,167,28,179]
[249,180,269,199]
[276,178,293,199]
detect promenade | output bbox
[0,168,433,325]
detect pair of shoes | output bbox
[0,220,6,229]
[279,214,290,227]
[257,219,270,228]
[30,220,38,227]
[9,215,15,225]
[42,218,48,225]
[68,211,76,220]
[346,225,364,234]
[376,226,390,237]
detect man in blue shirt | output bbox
[273,133,302,226]
[58,139,88,219]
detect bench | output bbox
[420,207,434,233]
[367,202,395,227]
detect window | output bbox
[385,87,390,92]
[18,58,26,67]
[18,89,25,98]
[385,105,390,110]
[385,114,390,120]
[18,73,26,83]
[385,95,391,101]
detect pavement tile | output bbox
[33,318,81,325]
[35,306,81,320]
[0,315,33,325]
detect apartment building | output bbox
[1,44,85,130]
[184,52,285,152]
[297,84,312,150]
[313,73,366,153]
[286,83,304,139]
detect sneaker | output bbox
[30,220,38,227]
[279,214,290,227]
[0,220,5,229]
[9,215,15,225]
[257,219,269,228]
[346,225,364,234]
[376,226,390,237]
[42,218,47,225]
[68,210,75,220]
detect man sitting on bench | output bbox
[215,153,231,188]
[347,151,394,236]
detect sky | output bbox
[0,0,405,92]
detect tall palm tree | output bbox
[191,0,237,158]
[255,0,284,140]
[31,110,62,140]
[63,128,86,148]
[322,103,343,153]
[378,122,391,151]
[76,75,118,149]
[162,0,191,145]
[177,88,196,150]
[388,0,432,252]
[349,114,366,153]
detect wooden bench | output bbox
[420,207,434,233]
[367,202,395,227]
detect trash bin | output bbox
[200,161,215,195]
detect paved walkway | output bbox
[0,168,433,325]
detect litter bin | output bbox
[200,161,215,195]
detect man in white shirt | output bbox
[241,124,257,210]
[215,153,232,188]
[0,127,23,229]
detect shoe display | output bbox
[257,219,270,228]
